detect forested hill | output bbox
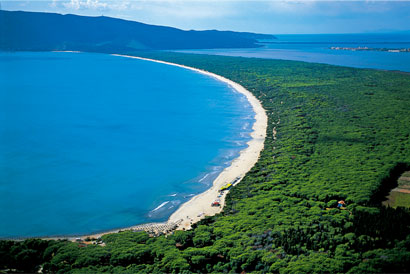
[0,10,275,52]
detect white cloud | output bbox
[62,0,107,10]
[266,1,317,13]
[128,1,236,19]
[57,0,133,11]
[44,0,237,17]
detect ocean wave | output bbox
[240,132,250,138]
[242,122,250,130]
[234,140,245,146]
[224,160,232,166]
[229,86,239,93]
[224,151,236,159]
[242,114,254,120]
[198,173,209,182]
[151,201,169,212]
[211,166,223,171]
[171,200,181,205]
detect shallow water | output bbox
[0,52,254,238]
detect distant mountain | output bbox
[0,10,275,52]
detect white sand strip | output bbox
[111,54,268,231]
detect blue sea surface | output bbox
[177,33,410,72]
[0,52,254,238]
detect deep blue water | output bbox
[0,52,254,238]
[177,33,410,72]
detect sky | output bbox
[2,0,410,34]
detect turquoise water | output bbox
[178,33,410,72]
[0,52,254,238]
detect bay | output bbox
[0,51,254,238]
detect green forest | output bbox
[1,52,410,273]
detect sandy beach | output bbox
[43,53,267,241]
[111,54,268,231]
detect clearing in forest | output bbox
[383,171,410,208]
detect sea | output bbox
[0,51,254,238]
[177,33,410,72]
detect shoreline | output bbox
[36,53,268,241]
[111,54,267,233]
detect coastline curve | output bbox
[110,54,268,232]
[39,53,268,241]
